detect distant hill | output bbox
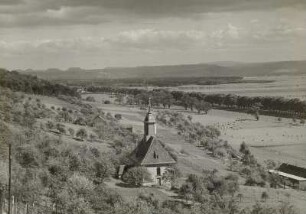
[19,60,306,80]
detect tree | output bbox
[237,193,243,202]
[239,142,250,155]
[162,166,182,188]
[115,94,124,104]
[224,94,237,107]
[181,94,191,110]
[261,191,269,202]
[195,100,212,114]
[68,128,75,137]
[122,167,151,186]
[46,120,54,129]
[115,114,122,120]
[89,133,96,142]
[248,102,262,121]
[93,160,114,184]
[76,128,88,140]
[56,123,66,134]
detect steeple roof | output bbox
[129,136,176,166]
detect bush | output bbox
[104,100,111,104]
[76,128,88,140]
[46,121,54,129]
[56,123,66,134]
[300,119,305,125]
[68,128,75,137]
[114,114,122,120]
[261,191,269,202]
[86,96,96,102]
[122,167,151,186]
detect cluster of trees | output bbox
[156,111,220,144]
[87,86,306,118]
[0,85,145,214]
[124,90,175,109]
[0,69,79,97]
[0,88,55,128]
[180,170,239,203]
[228,142,283,188]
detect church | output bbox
[127,99,177,186]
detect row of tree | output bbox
[87,86,306,117]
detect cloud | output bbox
[1,22,300,56]
[0,0,305,27]
[110,29,207,50]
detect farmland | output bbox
[133,75,306,100]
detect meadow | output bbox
[133,75,306,100]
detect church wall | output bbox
[144,166,167,185]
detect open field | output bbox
[132,75,306,100]
[82,93,306,212]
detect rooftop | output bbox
[129,136,176,166]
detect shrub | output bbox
[76,128,88,140]
[68,128,75,137]
[104,100,110,104]
[56,123,66,134]
[122,167,151,186]
[114,114,122,120]
[46,121,54,129]
[86,96,96,102]
[261,191,269,202]
[300,119,305,125]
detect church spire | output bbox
[148,97,152,113]
[144,97,156,139]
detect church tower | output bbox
[144,98,156,140]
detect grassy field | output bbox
[132,75,306,100]
[82,93,306,212]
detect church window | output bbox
[153,151,159,159]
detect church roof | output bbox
[130,136,176,166]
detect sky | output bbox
[0,0,306,70]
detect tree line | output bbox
[0,69,79,97]
[87,86,306,117]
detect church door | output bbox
[157,167,161,176]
